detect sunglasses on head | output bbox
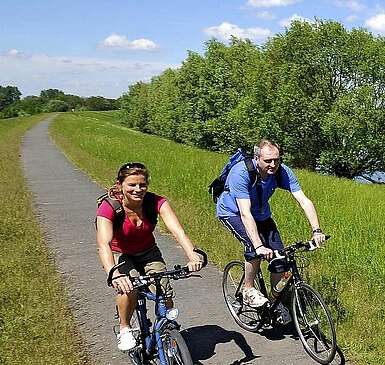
[118,162,146,174]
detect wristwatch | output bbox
[312,228,323,234]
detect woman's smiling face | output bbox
[119,174,148,205]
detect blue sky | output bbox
[1,0,384,98]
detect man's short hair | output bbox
[254,139,280,158]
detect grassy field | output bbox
[0,114,89,364]
[49,111,385,365]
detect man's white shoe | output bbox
[275,302,292,325]
[242,287,269,308]
[117,327,137,351]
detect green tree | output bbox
[0,85,21,111]
[42,99,70,112]
[120,82,150,131]
[40,89,65,100]
[18,96,45,115]
[146,69,179,139]
[84,96,117,111]
[319,87,385,178]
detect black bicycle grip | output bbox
[193,248,208,268]
[107,261,126,286]
[309,234,331,244]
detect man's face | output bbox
[256,145,280,177]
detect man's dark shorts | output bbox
[220,216,287,273]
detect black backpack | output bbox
[95,192,158,229]
[208,148,283,205]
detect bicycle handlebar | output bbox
[256,235,331,262]
[107,248,208,287]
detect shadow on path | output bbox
[182,325,259,365]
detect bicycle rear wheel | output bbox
[292,283,337,364]
[222,260,263,332]
[158,328,193,365]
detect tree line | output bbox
[0,87,118,119]
[119,20,385,181]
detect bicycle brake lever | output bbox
[273,249,286,259]
[187,274,202,278]
[307,241,318,251]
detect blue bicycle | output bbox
[107,249,207,365]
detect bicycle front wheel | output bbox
[292,283,337,364]
[159,328,193,365]
[222,260,263,332]
[128,309,145,365]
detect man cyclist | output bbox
[217,139,326,323]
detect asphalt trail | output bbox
[21,117,343,364]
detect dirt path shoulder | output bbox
[21,117,331,365]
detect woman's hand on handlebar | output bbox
[112,274,134,294]
[256,245,273,260]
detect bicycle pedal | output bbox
[232,300,242,310]
[128,344,142,354]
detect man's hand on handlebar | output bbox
[112,274,134,294]
[256,245,273,260]
[187,251,204,272]
[312,232,326,247]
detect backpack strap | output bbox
[275,165,283,188]
[96,192,159,230]
[95,193,125,230]
[244,158,258,187]
[142,192,158,225]
[244,158,263,214]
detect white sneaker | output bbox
[117,327,137,351]
[242,287,269,308]
[275,302,292,325]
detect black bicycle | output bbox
[222,238,337,364]
[108,248,208,365]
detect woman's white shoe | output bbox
[117,327,137,351]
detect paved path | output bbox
[21,117,345,365]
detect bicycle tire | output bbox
[291,283,337,364]
[222,260,263,332]
[158,328,193,365]
[128,309,145,365]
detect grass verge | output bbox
[50,111,385,364]
[0,115,89,364]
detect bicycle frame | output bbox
[135,282,179,365]
[256,245,306,322]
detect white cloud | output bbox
[99,33,158,50]
[345,14,358,22]
[7,49,21,57]
[204,22,271,41]
[256,11,276,20]
[334,0,366,12]
[248,0,300,8]
[0,50,174,98]
[279,13,310,27]
[365,13,385,34]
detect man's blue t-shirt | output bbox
[216,160,301,220]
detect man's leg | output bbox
[244,258,260,288]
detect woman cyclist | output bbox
[96,162,203,351]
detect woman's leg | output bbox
[117,290,138,329]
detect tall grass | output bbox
[50,111,385,364]
[0,115,89,364]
